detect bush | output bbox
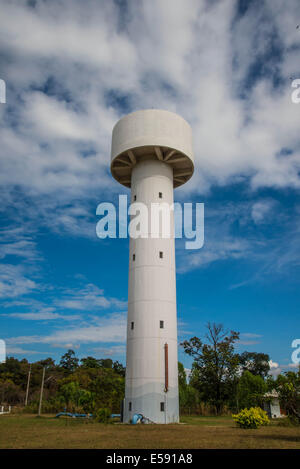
[237,371,267,409]
[22,396,66,414]
[95,407,111,423]
[232,407,270,429]
[277,416,299,427]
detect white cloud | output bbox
[251,200,275,224]
[0,0,299,301]
[6,346,44,355]
[238,340,260,346]
[268,359,299,376]
[6,311,81,321]
[241,333,263,338]
[184,368,191,383]
[57,283,127,311]
[269,360,281,376]
[0,226,40,261]
[0,0,299,215]
[237,333,263,345]
[92,345,126,357]
[0,264,38,298]
[6,312,126,346]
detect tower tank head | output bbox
[110,109,194,188]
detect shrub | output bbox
[237,371,267,409]
[95,407,111,423]
[277,416,299,427]
[232,407,270,429]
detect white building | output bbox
[263,390,283,418]
[110,109,194,423]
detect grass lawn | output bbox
[0,414,299,449]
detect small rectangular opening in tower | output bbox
[160,320,164,329]
[132,254,135,261]
[131,322,134,330]
[160,402,165,412]
[129,402,132,411]
[159,251,163,259]
[134,195,136,201]
[159,192,162,199]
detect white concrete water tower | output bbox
[110,109,194,423]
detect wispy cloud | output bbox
[6,311,81,321]
[6,312,127,347]
[92,345,126,357]
[251,200,276,224]
[241,333,263,338]
[0,0,299,217]
[269,359,299,376]
[0,0,299,287]
[57,283,127,311]
[236,333,263,346]
[0,264,38,298]
[6,346,46,356]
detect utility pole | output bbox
[25,363,31,406]
[38,366,45,416]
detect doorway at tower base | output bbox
[123,384,179,424]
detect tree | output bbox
[238,351,270,378]
[59,350,79,372]
[38,358,56,370]
[181,322,240,414]
[59,381,95,412]
[178,362,187,388]
[80,356,101,369]
[237,370,267,410]
[112,361,125,377]
[276,369,300,423]
[99,358,113,369]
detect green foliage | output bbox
[80,357,125,377]
[58,381,95,412]
[275,369,300,423]
[237,371,267,409]
[0,357,29,388]
[80,357,101,369]
[59,350,79,372]
[178,362,187,388]
[112,360,126,377]
[23,396,65,414]
[182,322,240,414]
[179,383,201,412]
[232,407,270,429]
[99,358,113,369]
[0,353,125,414]
[95,407,111,423]
[238,352,270,378]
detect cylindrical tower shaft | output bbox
[124,158,179,423]
[110,109,194,424]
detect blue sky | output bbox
[0,0,300,376]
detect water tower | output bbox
[110,109,194,423]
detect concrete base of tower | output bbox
[123,383,179,424]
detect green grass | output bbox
[0,414,300,449]
[180,415,233,426]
